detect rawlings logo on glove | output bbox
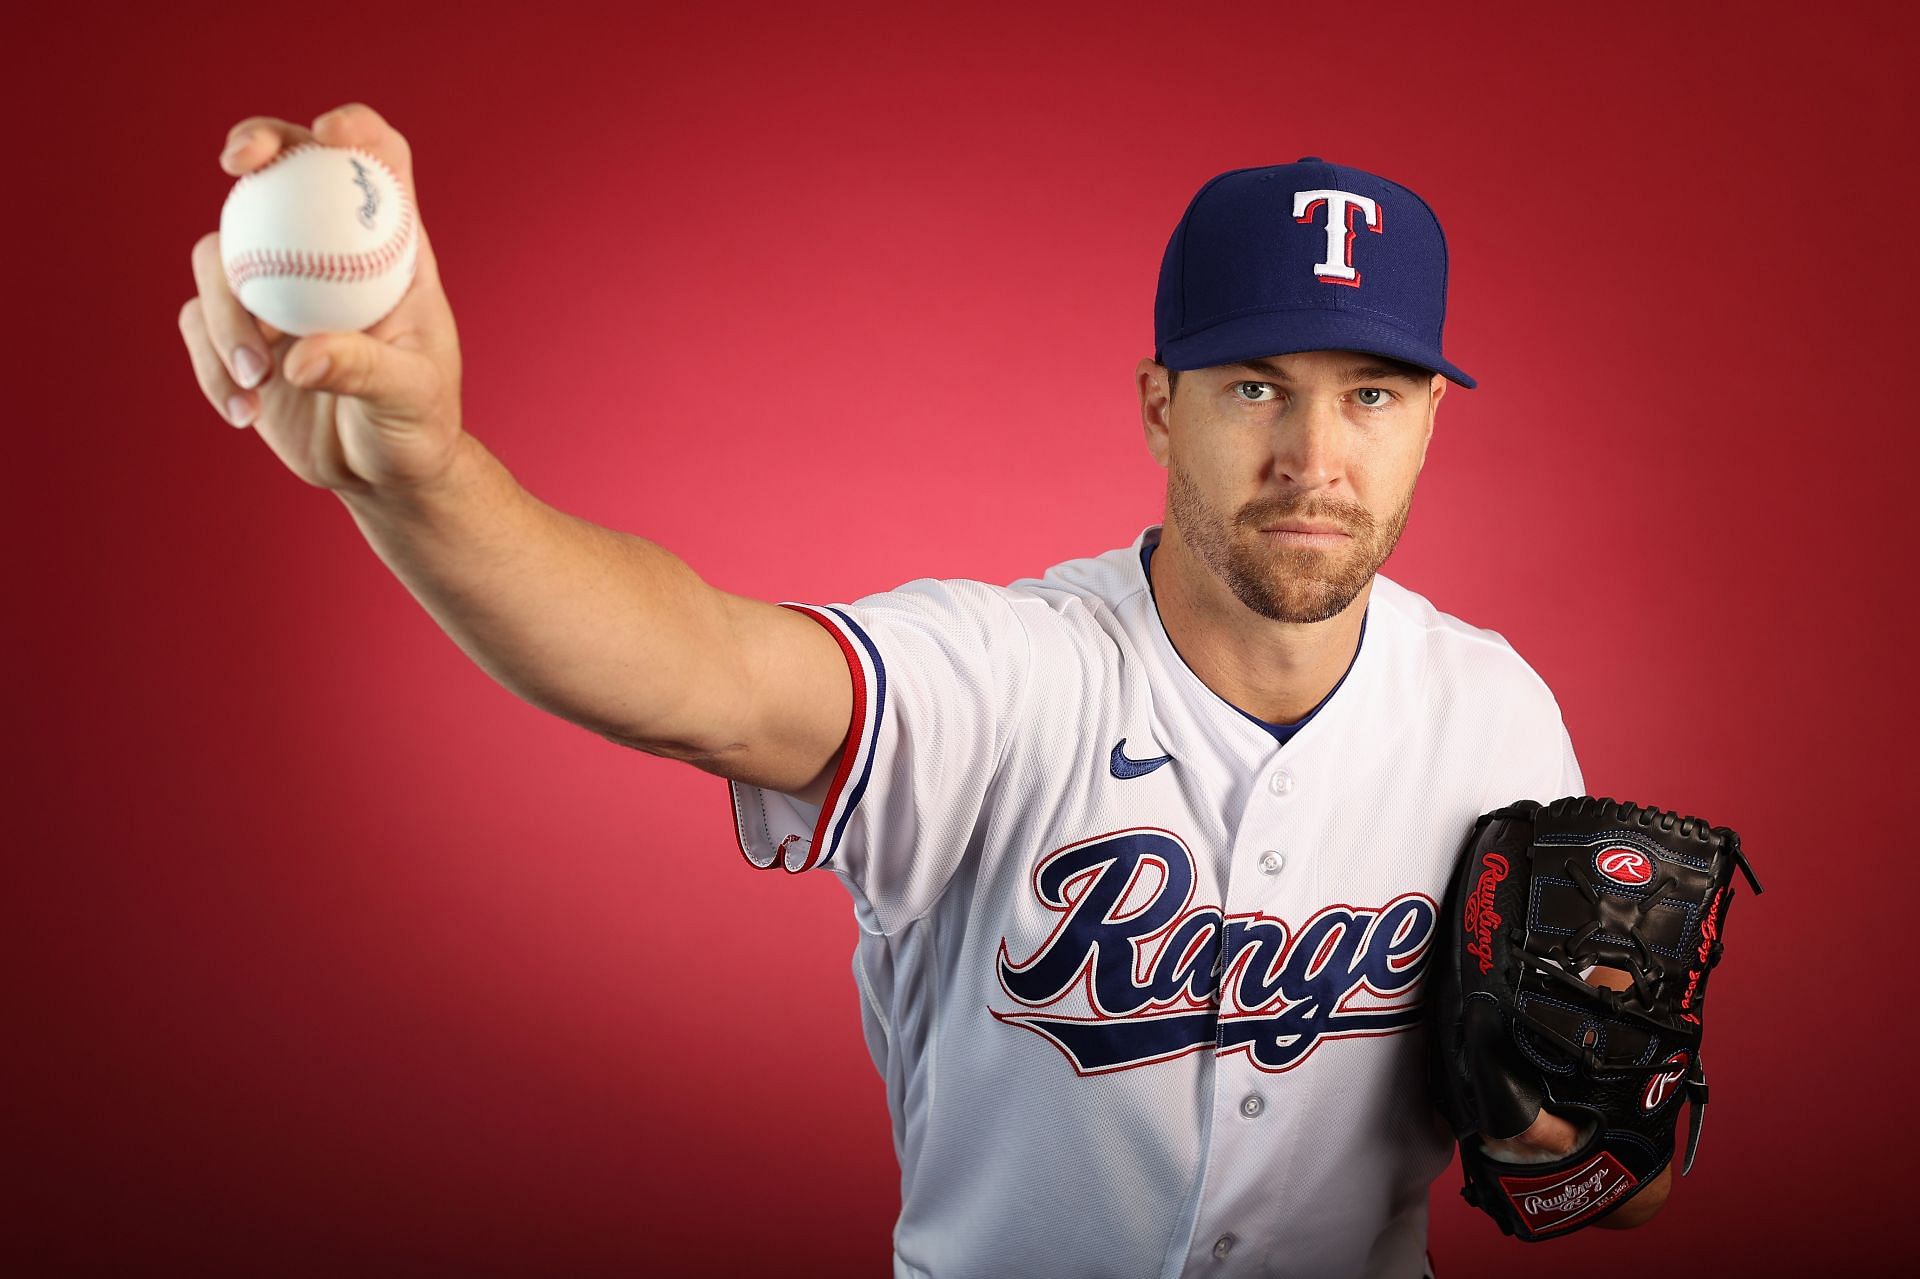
[1462,852,1508,975]
[1427,796,1761,1241]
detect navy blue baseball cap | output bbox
[1153,157,1475,388]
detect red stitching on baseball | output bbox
[223,145,417,294]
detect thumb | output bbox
[284,332,438,420]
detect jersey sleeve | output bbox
[726,576,1033,930]
[1476,655,1585,810]
[1554,715,1585,797]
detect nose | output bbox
[1271,394,1345,491]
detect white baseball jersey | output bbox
[728,523,1583,1279]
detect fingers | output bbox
[179,296,254,428]
[1482,1108,1591,1165]
[219,114,316,176]
[1514,1108,1582,1155]
[220,105,416,215]
[190,230,279,397]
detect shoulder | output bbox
[1368,574,1568,720]
[848,530,1146,623]
[808,531,1150,689]
[1006,528,1155,632]
[847,531,1152,654]
[830,536,1167,718]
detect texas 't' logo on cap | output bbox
[1292,188,1382,287]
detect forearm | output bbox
[334,430,737,750]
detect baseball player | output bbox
[181,105,1665,1278]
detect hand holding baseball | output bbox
[179,104,463,497]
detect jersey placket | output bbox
[1178,745,1316,1275]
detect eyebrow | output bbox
[1226,358,1428,385]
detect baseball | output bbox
[219,143,418,336]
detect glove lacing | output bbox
[1510,856,1684,1071]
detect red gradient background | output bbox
[9,1,1914,1274]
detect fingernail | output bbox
[294,355,330,386]
[233,347,266,388]
[227,395,256,428]
[223,129,255,161]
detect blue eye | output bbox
[1354,388,1392,408]
[1234,382,1278,402]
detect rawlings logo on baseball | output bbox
[1463,852,1508,975]
[1593,844,1654,887]
[349,156,381,228]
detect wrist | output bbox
[335,428,488,522]
[1596,1165,1673,1229]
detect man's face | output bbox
[1137,349,1445,625]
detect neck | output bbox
[1149,522,1370,725]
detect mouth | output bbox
[1258,523,1350,542]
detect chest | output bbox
[967,709,1485,1076]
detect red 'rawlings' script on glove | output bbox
[1462,851,1508,976]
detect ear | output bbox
[1416,374,1446,470]
[1138,357,1173,468]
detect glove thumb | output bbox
[1465,997,1545,1140]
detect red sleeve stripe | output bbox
[727,603,885,873]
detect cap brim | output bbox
[1157,308,1475,389]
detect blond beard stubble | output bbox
[1165,459,1417,625]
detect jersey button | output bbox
[1239,1093,1264,1119]
[1212,1234,1236,1260]
[1258,850,1284,875]
[1268,769,1294,796]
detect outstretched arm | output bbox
[180,104,852,807]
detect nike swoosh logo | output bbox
[1110,739,1173,779]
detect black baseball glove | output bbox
[1427,796,1761,1240]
